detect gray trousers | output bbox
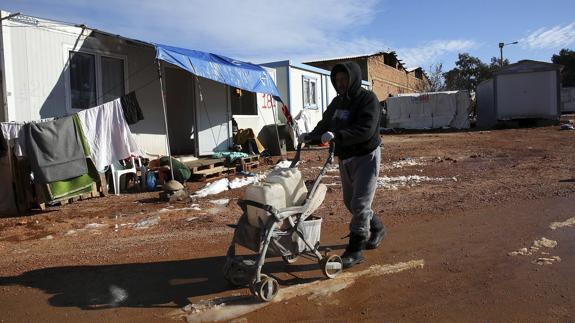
[339,145,381,236]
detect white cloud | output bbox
[5,1,476,68]
[521,22,575,49]
[397,40,477,68]
[8,0,387,63]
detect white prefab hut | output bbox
[477,60,563,128]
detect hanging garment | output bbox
[1,118,56,157]
[77,98,141,171]
[120,91,144,125]
[24,116,88,183]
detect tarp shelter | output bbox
[154,44,286,156]
[155,44,281,99]
[477,60,563,128]
[385,91,471,129]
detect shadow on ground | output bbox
[0,243,347,310]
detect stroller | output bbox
[223,139,343,302]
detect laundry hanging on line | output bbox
[76,98,142,171]
[24,115,88,183]
[120,91,144,125]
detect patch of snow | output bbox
[549,217,575,230]
[275,160,296,169]
[209,199,230,207]
[532,256,561,265]
[192,179,230,198]
[377,175,456,189]
[509,237,557,256]
[84,223,108,230]
[133,216,160,229]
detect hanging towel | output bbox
[120,91,144,125]
[25,116,88,183]
[43,115,95,202]
[77,98,142,171]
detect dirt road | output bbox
[1,124,574,322]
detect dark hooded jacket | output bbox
[309,61,381,160]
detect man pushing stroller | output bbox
[300,61,385,269]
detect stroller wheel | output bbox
[321,254,343,279]
[249,273,268,296]
[282,254,300,264]
[253,275,279,302]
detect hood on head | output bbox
[330,61,362,96]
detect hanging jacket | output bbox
[309,61,381,160]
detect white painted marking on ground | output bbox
[549,217,575,230]
[170,259,424,323]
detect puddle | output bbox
[170,259,424,322]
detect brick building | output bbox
[305,52,430,102]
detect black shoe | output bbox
[366,216,385,250]
[341,233,367,269]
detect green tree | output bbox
[552,48,575,86]
[488,56,509,72]
[443,53,492,92]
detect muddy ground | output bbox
[1,121,575,322]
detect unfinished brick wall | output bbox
[367,56,429,101]
[306,58,369,81]
[306,54,429,102]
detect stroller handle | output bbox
[290,136,335,168]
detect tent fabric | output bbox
[155,44,282,99]
[386,91,470,129]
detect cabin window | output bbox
[68,51,126,110]
[303,76,318,109]
[70,52,97,110]
[101,56,125,103]
[230,87,257,115]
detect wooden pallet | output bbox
[184,158,226,172]
[190,166,236,182]
[239,155,260,172]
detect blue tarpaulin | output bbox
[155,44,282,100]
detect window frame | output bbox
[229,87,258,116]
[302,75,318,109]
[64,46,128,113]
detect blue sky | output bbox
[2,0,574,72]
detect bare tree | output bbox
[426,63,446,92]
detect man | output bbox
[301,61,385,269]
[148,156,191,184]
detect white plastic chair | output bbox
[110,156,142,195]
